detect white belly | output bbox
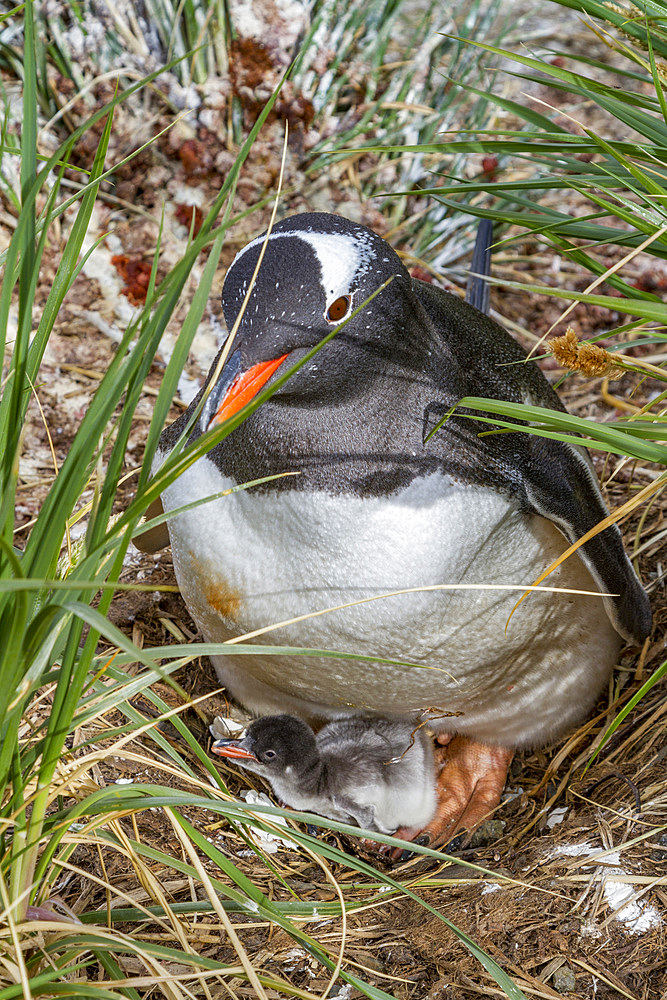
[160,457,620,746]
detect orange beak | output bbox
[208,354,288,428]
[211,739,257,761]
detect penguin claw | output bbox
[368,827,422,858]
[385,736,513,861]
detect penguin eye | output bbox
[262,749,276,761]
[325,295,352,323]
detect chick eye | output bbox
[325,295,352,323]
[263,750,276,761]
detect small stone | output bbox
[652,832,667,860]
[552,966,576,993]
[468,819,505,847]
[328,985,353,999]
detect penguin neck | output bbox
[205,302,450,498]
[285,748,324,797]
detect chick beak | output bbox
[211,738,258,762]
[205,352,289,431]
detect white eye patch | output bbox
[294,230,374,303]
[230,228,376,305]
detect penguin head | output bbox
[201,213,416,430]
[211,714,319,779]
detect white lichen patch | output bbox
[598,851,662,936]
[283,947,308,969]
[229,0,309,63]
[553,843,662,935]
[545,806,568,829]
[553,841,594,857]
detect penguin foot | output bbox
[384,736,513,861]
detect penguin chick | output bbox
[212,714,436,835]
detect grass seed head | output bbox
[550,327,622,378]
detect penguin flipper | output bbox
[133,496,170,552]
[520,434,651,643]
[416,282,651,643]
[332,796,380,833]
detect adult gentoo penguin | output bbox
[211,714,437,837]
[142,212,651,850]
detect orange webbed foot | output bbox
[384,735,513,861]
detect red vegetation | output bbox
[175,203,204,235]
[111,254,152,305]
[481,155,499,182]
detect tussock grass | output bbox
[295,0,505,269]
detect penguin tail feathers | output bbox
[465,218,493,315]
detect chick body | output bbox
[213,714,436,834]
